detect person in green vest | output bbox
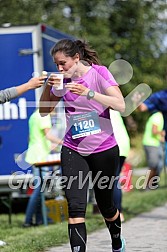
[142,111,165,189]
[23,109,63,227]
[110,110,130,222]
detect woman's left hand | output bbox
[65,82,89,96]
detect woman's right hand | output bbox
[47,74,62,89]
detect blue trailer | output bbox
[0,24,73,176]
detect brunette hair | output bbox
[50,39,100,65]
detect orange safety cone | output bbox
[120,162,133,192]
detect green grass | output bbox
[0,205,104,252]
[0,172,167,252]
[123,173,167,220]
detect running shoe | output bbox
[112,237,126,252]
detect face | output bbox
[53,51,79,78]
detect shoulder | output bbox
[92,64,108,73]
[149,112,162,123]
[91,64,118,86]
[152,112,163,121]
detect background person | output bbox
[39,39,126,252]
[0,77,45,104]
[137,89,167,166]
[142,111,165,189]
[110,110,130,223]
[0,76,45,231]
[23,109,63,227]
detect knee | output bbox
[105,209,119,222]
[68,201,86,218]
[100,205,117,219]
[68,217,85,224]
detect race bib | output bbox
[70,111,101,139]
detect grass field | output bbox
[0,172,167,252]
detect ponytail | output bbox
[51,39,100,65]
[74,40,100,65]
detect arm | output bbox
[0,87,18,104]
[152,124,165,137]
[15,77,45,95]
[0,77,45,104]
[152,124,165,143]
[138,103,148,112]
[94,86,125,113]
[39,84,61,117]
[152,124,162,136]
[44,128,63,145]
[131,90,160,113]
[65,83,125,113]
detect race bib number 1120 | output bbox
[70,111,101,139]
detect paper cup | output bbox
[42,71,64,90]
